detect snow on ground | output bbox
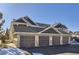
[0,48,26,55]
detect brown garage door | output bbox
[63,36,69,44]
[52,36,60,45]
[39,36,49,47]
[20,36,35,48]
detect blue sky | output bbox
[0,3,79,32]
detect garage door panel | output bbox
[63,36,69,44]
[39,36,49,47]
[52,36,60,45]
[20,36,35,48]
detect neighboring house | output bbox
[71,31,79,44]
[9,16,72,48]
[73,31,79,37]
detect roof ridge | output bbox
[36,22,50,25]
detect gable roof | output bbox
[12,16,71,34]
[53,23,68,29]
[14,16,37,25]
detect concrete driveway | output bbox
[21,44,79,55]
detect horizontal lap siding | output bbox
[63,36,69,44]
[20,36,35,48]
[52,36,60,45]
[39,36,49,47]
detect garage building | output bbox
[9,16,72,48]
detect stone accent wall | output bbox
[20,36,35,48]
[63,36,69,44]
[12,34,18,47]
[52,36,60,45]
[13,38,18,46]
[39,36,49,47]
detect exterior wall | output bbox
[20,36,35,48]
[39,36,49,47]
[35,35,39,47]
[49,36,52,46]
[13,38,18,46]
[11,34,19,48]
[52,36,60,45]
[12,32,71,48]
[60,36,63,45]
[68,36,71,44]
[9,23,14,41]
[0,40,2,45]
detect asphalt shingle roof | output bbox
[13,16,70,34]
[36,23,50,28]
[24,16,36,25]
[15,18,26,23]
[13,25,59,34]
[54,23,68,29]
[15,16,36,25]
[58,29,69,34]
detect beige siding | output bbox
[52,36,60,45]
[39,36,49,47]
[63,36,69,44]
[20,36,35,48]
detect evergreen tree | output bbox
[0,12,5,43]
